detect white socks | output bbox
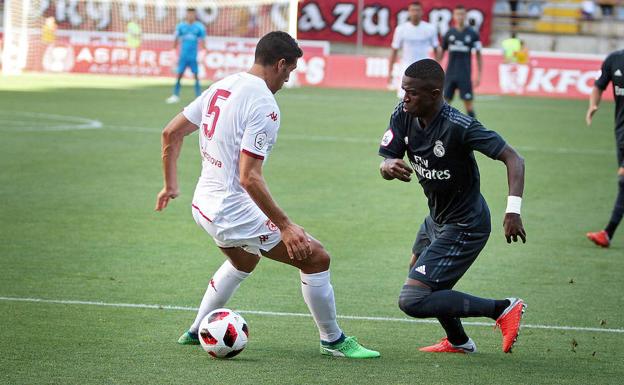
[188,264,342,343]
[300,270,343,343]
[189,259,250,333]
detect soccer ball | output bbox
[198,308,248,359]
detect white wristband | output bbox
[506,196,522,215]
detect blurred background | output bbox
[1,0,621,100]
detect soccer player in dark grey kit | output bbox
[585,49,624,248]
[440,5,482,118]
[378,59,527,354]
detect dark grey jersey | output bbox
[378,103,506,231]
[442,27,481,79]
[595,49,624,145]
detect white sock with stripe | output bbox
[300,270,343,343]
[189,259,250,334]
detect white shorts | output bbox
[191,203,282,255]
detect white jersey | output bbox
[391,21,439,67]
[183,72,280,223]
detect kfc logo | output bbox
[499,64,600,96]
[498,63,530,94]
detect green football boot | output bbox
[320,336,380,359]
[177,330,200,345]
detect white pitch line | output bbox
[103,125,613,156]
[0,111,102,132]
[1,296,622,334]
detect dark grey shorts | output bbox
[409,216,489,290]
[444,76,473,101]
[617,144,624,168]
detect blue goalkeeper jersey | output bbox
[176,21,206,58]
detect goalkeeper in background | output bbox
[166,8,207,104]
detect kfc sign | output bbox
[499,64,599,95]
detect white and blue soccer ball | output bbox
[198,308,248,359]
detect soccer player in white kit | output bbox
[155,31,379,359]
[387,2,441,98]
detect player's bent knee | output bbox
[398,284,432,318]
[310,249,331,271]
[221,248,260,273]
[229,257,259,273]
[297,241,330,272]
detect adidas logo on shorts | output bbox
[414,265,427,275]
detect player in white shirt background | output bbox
[155,31,379,359]
[387,2,441,98]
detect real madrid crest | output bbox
[433,140,445,157]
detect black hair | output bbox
[454,4,466,11]
[409,2,422,8]
[186,8,196,12]
[254,31,303,66]
[404,59,445,88]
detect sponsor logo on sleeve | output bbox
[254,132,268,150]
[615,69,622,77]
[267,112,278,121]
[381,129,394,147]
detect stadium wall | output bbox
[297,0,495,46]
[318,49,612,101]
[22,33,611,101]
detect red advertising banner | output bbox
[32,35,329,81]
[297,0,495,46]
[314,50,611,100]
[26,31,609,101]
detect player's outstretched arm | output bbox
[379,158,412,182]
[239,152,311,260]
[586,86,603,126]
[497,145,527,243]
[155,113,199,211]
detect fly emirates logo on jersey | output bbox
[409,154,451,181]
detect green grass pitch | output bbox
[1,74,623,385]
